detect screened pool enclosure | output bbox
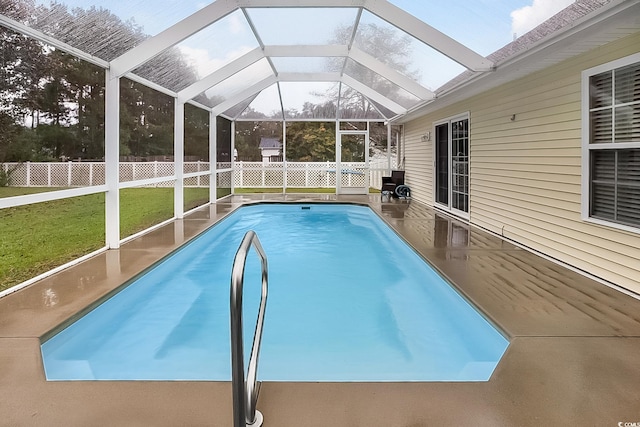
[0,0,496,250]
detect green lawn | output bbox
[0,191,106,291]
[0,186,210,292]
[0,186,70,197]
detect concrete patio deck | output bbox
[1,194,639,426]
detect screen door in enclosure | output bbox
[435,116,469,216]
[337,131,369,194]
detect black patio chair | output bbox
[381,170,406,198]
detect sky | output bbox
[34,0,577,114]
[388,0,575,55]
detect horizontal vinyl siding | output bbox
[403,121,432,204]
[404,32,640,294]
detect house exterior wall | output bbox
[261,147,281,162]
[404,32,640,294]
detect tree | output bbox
[120,78,174,160]
[0,1,204,163]
[0,112,20,163]
[62,51,106,160]
[0,1,48,122]
[328,22,420,118]
[184,103,209,161]
[235,121,282,162]
[34,3,146,62]
[0,1,53,161]
[284,101,337,120]
[285,122,335,162]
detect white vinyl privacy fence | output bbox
[2,160,393,189]
[234,161,391,189]
[2,161,210,187]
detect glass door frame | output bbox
[433,113,470,219]
[336,123,370,195]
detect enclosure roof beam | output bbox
[236,0,366,6]
[177,48,265,103]
[365,0,494,72]
[262,45,433,100]
[277,72,341,82]
[348,48,435,100]
[207,70,404,117]
[110,0,236,77]
[110,0,493,77]
[124,72,178,98]
[104,0,489,116]
[263,45,349,57]
[109,0,361,76]
[234,0,493,71]
[211,75,278,116]
[341,75,405,115]
[0,15,109,68]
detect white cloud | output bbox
[510,0,574,38]
[228,13,246,35]
[179,45,254,79]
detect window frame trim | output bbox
[581,52,640,234]
[432,111,471,220]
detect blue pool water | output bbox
[41,203,508,381]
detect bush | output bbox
[0,165,11,187]
[0,163,21,187]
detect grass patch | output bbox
[0,187,70,198]
[0,186,226,292]
[234,187,284,194]
[285,187,335,193]
[0,193,105,291]
[119,188,174,238]
[185,187,210,212]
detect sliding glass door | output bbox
[434,115,469,216]
[435,123,449,206]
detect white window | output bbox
[582,53,640,231]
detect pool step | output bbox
[384,279,472,377]
[87,278,203,378]
[457,361,498,380]
[43,359,96,380]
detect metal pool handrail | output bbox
[230,230,268,427]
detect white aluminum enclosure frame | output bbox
[1,0,497,249]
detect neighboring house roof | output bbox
[259,138,282,149]
[489,0,613,64]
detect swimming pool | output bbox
[41,203,508,381]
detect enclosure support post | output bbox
[104,69,120,249]
[210,112,217,203]
[335,121,341,195]
[231,120,236,194]
[174,100,185,219]
[387,123,392,175]
[282,120,287,194]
